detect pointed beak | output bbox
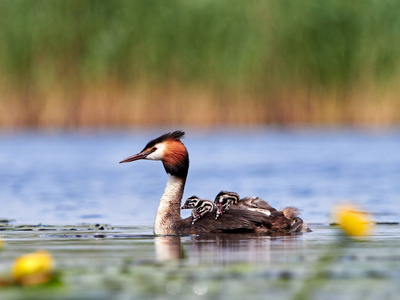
[119,152,148,163]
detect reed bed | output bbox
[1,0,400,128]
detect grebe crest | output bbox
[191,200,216,224]
[181,195,201,209]
[214,191,240,219]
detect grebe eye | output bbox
[152,147,157,151]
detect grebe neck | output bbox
[154,174,186,235]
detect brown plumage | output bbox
[239,196,277,212]
[180,207,273,234]
[282,206,299,220]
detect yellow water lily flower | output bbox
[12,250,54,285]
[334,203,372,237]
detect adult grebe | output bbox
[120,131,310,235]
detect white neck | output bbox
[153,174,185,235]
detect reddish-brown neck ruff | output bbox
[161,140,189,179]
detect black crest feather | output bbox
[142,130,185,151]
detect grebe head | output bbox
[214,191,240,219]
[181,195,201,209]
[120,130,189,178]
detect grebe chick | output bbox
[120,130,310,234]
[191,200,216,224]
[181,195,201,209]
[214,191,240,219]
[214,191,277,219]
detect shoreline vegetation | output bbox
[1,1,400,128]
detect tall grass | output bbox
[1,0,400,127]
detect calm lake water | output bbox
[1,128,400,299]
[1,127,399,225]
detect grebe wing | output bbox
[238,197,277,211]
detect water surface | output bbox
[1,128,399,225]
[1,223,400,299]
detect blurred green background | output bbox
[1,0,400,128]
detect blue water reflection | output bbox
[1,128,399,225]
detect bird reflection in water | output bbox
[155,235,185,262]
[154,233,303,264]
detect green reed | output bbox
[1,0,400,127]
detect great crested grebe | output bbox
[120,131,310,235]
